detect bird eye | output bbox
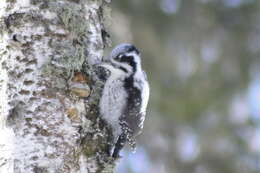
[115,54,123,61]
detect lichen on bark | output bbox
[0,0,115,173]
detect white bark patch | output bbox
[0,127,14,173]
[40,10,57,20]
[79,154,89,173]
[84,3,104,65]
[17,0,31,7]
[0,2,8,17]
[0,35,14,173]
[49,25,67,35]
[0,38,10,119]
[33,37,52,68]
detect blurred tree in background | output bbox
[108,0,260,173]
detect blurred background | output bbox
[108,0,260,173]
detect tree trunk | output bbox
[0,0,115,172]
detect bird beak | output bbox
[96,61,112,70]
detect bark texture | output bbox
[0,0,115,172]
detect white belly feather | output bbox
[99,77,127,137]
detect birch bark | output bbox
[0,0,114,172]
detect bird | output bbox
[98,43,150,158]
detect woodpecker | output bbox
[98,43,150,158]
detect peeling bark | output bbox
[0,0,115,172]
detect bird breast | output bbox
[100,77,127,134]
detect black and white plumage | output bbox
[98,43,150,158]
